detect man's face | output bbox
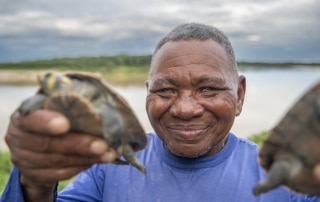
[146,39,245,158]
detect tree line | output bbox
[0,54,319,71]
[0,54,152,72]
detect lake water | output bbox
[0,67,319,151]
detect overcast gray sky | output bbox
[0,0,319,62]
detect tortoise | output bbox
[18,71,148,173]
[253,81,320,195]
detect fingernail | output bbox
[48,116,69,134]
[315,165,320,181]
[90,140,108,154]
[100,152,116,162]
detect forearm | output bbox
[21,176,57,202]
[0,167,58,202]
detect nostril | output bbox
[170,97,203,120]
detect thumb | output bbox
[14,109,70,135]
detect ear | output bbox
[235,75,246,116]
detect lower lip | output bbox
[169,129,205,140]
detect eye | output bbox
[201,87,214,92]
[156,88,176,98]
[199,87,218,97]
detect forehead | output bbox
[150,40,232,77]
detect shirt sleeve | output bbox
[57,164,105,202]
[1,165,104,202]
[0,167,24,202]
[0,166,58,202]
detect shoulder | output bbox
[228,132,259,156]
[237,136,259,152]
[143,132,163,152]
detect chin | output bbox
[167,144,213,159]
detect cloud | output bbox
[0,0,319,62]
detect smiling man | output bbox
[146,38,245,159]
[1,23,319,202]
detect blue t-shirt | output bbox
[1,133,319,201]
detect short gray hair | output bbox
[153,23,237,70]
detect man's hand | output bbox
[5,110,116,201]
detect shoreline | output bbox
[0,70,147,86]
[0,70,39,85]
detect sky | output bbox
[0,0,319,63]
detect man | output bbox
[1,23,320,201]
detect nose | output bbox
[169,93,203,120]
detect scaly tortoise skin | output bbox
[253,81,320,195]
[18,71,147,173]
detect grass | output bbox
[0,152,11,195]
[0,130,269,195]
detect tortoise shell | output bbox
[253,81,320,195]
[18,71,148,173]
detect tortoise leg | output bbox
[121,144,146,173]
[18,94,47,115]
[100,103,146,173]
[253,154,302,195]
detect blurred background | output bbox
[0,0,319,149]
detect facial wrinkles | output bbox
[164,54,227,72]
[152,40,234,70]
[148,66,238,110]
[151,63,237,94]
[191,75,225,88]
[151,77,177,88]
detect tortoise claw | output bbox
[254,160,289,195]
[121,144,146,173]
[254,155,302,195]
[18,94,47,115]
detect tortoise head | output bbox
[37,72,73,94]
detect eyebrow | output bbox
[150,76,228,88]
[151,77,177,87]
[192,77,227,87]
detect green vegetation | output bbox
[0,55,153,86]
[0,130,269,195]
[0,54,152,73]
[0,152,11,195]
[0,54,319,72]
[248,130,269,145]
[237,61,320,69]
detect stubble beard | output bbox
[164,143,214,159]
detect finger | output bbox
[10,147,116,169]
[314,164,320,181]
[13,110,70,135]
[7,117,112,155]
